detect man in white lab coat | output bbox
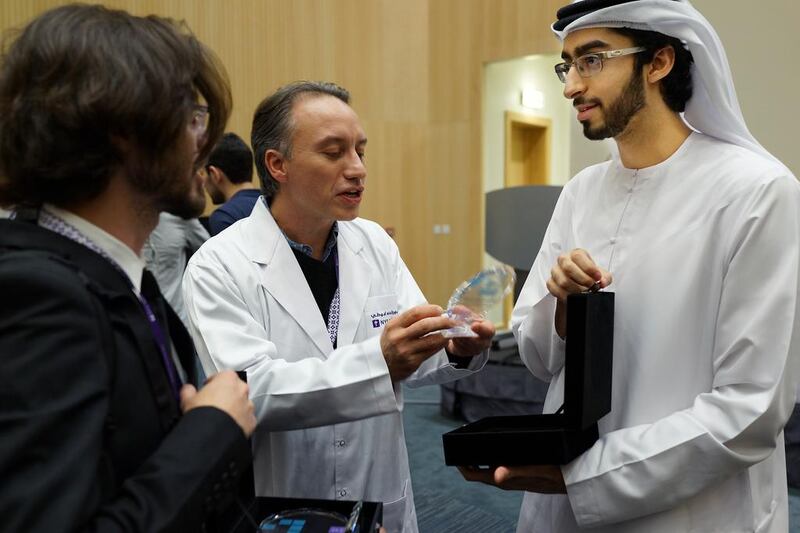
[460,1,800,532]
[183,81,493,533]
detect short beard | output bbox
[583,68,646,140]
[125,147,205,220]
[161,184,205,219]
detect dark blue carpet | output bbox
[403,385,520,532]
[404,385,800,533]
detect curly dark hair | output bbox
[0,4,231,207]
[612,27,694,112]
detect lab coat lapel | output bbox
[245,202,333,356]
[336,225,372,347]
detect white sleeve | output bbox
[564,175,800,527]
[387,236,488,388]
[511,187,574,383]
[182,258,398,432]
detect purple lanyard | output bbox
[137,275,182,403]
[39,210,182,402]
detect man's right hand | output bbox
[547,248,612,338]
[380,304,454,382]
[180,370,256,437]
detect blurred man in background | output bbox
[205,132,260,235]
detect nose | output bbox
[563,66,586,100]
[345,149,366,182]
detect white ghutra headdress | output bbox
[552,0,784,169]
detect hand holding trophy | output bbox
[440,264,516,338]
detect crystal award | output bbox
[440,264,516,338]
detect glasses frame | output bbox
[189,104,209,134]
[554,46,647,83]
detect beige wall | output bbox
[2,1,792,308]
[0,0,562,308]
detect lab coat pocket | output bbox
[364,294,399,337]
[382,478,409,533]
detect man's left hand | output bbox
[447,317,495,357]
[458,464,566,494]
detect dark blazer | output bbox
[0,219,250,532]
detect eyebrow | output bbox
[314,135,368,148]
[561,39,611,61]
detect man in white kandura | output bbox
[183,81,494,533]
[460,1,800,532]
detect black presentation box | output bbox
[226,496,383,533]
[442,291,614,466]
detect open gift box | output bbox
[442,291,614,466]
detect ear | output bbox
[647,45,676,84]
[265,149,289,184]
[207,165,223,185]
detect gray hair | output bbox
[251,81,350,198]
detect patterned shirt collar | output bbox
[39,204,145,292]
[263,197,338,262]
[285,223,339,262]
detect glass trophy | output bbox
[440,264,516,338]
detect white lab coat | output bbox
[512,133,800,532]
[183,199,485,533]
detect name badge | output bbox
[364,294,399,331]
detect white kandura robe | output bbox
[512,132,800,533]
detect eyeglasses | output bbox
[189,104,209,134]
[554,46,646,83]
